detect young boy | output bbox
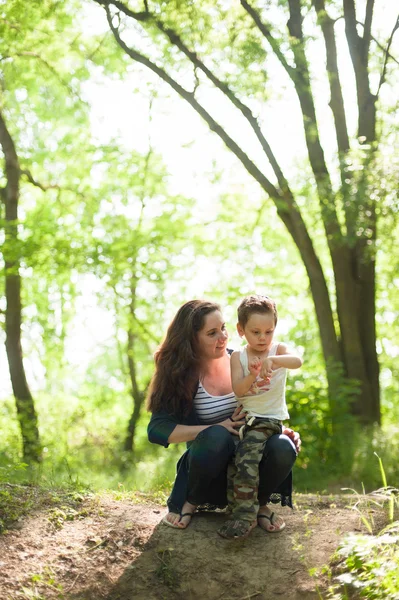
[218,294,303,539]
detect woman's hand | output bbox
[220,405,246,435]
[282,427,301,453]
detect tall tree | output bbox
[92,0,399,424]
[0,0,93,460]
[86,144,194,452]
[0,111,41,463]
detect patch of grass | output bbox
[47,502,89,530]
[22,566,65,600]
[317,456,399,599]
[0,483,41,534]
[155,548,179,589]
[108,483,168,506]
[0,474,92,535]
[329,524,399,599]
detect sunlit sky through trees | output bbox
[0,0,398,398]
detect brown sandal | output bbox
[217,519,257,539]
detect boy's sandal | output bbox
[217,519,257,539]
[257,512,286,532]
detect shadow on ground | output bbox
[0,494,367,600]
[73,497,361,600]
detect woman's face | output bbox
[196,310,229,360]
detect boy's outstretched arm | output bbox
[266,342,303,370]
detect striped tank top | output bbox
[193,381,237,424]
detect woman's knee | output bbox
[263,434,297,469]
[189,425,235,469]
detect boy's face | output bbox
[237,312,275,352]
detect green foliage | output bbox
[0,0,398,500]
[1,0,90,144]
[0,463,90,534]
[326,482,399,600]
[288,365,360,489]
[308,456,399,599]
[0,384,183,494]
[327,528,399,599]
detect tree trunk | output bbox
[95,0,385,424]
[124,279,145,452]
[0,110,42,463]
[343,0,380,422]
[286,0,380,423]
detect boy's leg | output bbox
[226,455,237,512]
[232,428,266,523]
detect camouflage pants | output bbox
[227,418,282,522]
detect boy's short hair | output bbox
[237,294,278,327]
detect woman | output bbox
[147,300,300,537]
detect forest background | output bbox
[1,0,398,501]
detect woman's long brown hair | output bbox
[146,300,221,416]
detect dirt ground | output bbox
[0,492,380,600]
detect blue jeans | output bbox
[167,425,296,513]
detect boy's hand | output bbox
[249,356,262,377]
[260,357,273,379]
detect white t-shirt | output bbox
[236,343,289,420]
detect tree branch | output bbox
[152,16,292,193]
[94,0,334,286]
[363,0,375,62]
[93,0,341,371]
[20,169,60,191]
[344,0,377,140]
[97,0,292,194]
[240,0,296,79]
[333,17,399,67]
[132,313,158,346]
[376,15,399,98]
[365,30,399,66]
[343,0,360,50]
[99,2,284,203]
[0,17,20,31]
[241,0,342,242]
[0,110,19,214]
[94,0,150,21]
[311,0,354,238]
[312,0,350,155]
[285,0,342,241]
[9,52,77,96]
[86,33,111,61]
